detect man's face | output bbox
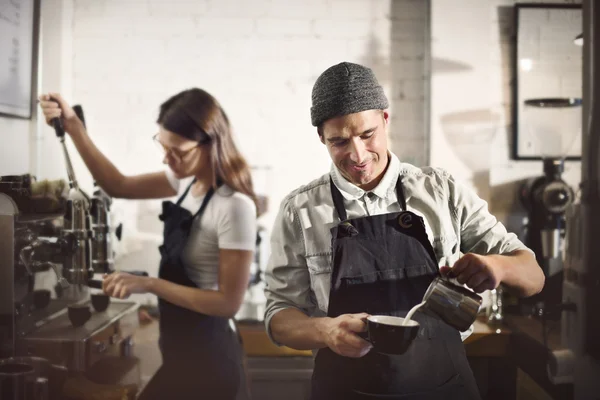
[320,109,389,191]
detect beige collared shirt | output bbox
[264,153,530,344]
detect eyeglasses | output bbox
[152,133,200,164]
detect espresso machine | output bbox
[518,98,580,318]
[0,107,140,399]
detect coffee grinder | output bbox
[518,98,581,319]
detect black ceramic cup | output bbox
[68,304,91,327]
[362,315,420,355]
[90,293,110,312]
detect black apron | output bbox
[138,180,244,400]
[310,177,481,400]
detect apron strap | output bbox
[330,178,348,221]
[191,186,216,220]
[330,176,406,222]
[175,178,197,206]
[175,178,218,223]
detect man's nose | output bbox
[349,138,368,164]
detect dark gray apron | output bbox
[310,177,481,400]
[138,180,243,400]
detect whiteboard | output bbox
[0,0,36,118]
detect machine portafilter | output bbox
[60,106,117,273]
[90,184,115,274]
[19,239,69,291]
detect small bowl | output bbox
[91,293,110,312]
[68,305,91,327]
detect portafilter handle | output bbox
[87,270,149,289]
[49,101,85,136]
[51,117,65,138]
[72,105,85,126]
[50,99,87,200]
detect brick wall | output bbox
[60,0,430,282]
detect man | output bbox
[264,62,544,399]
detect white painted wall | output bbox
[0,0,74,181]
[0,117,32,175]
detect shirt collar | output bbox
[330,152,402,201]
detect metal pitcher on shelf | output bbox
[0,356,61,400]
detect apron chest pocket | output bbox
[341,264,430,285]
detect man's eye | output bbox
[362,132,374,140]
[332,141,347,147]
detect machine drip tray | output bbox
[25,301,138,342]
[19,301,140,373]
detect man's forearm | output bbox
[270,308,330,350]
[494,249,545,297]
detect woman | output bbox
[39,89,257,399]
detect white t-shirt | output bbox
[165,170,257,290]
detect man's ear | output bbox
[382,110,390,125]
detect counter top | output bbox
[463,317,511,358]
[131,315,512,362]
[503,314,563,351]
[130,314,513,396]
[236,316,511,358]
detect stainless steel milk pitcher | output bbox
[421,276,483,332]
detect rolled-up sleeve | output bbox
[447,174,533,256]
[263,198,316,344]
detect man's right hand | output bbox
[38,93,84,135]
[319,313,372,358]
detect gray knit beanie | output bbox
[310,62,389,127]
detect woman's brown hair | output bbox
[157,88,257,213]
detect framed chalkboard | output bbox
[0,0,40,119]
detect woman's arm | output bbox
[148,249,253,317]
[39,93,176,199]
[103,194,257,317]
[103,249,253,318]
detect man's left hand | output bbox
[440,253,504,293]
[102,272,152,299]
